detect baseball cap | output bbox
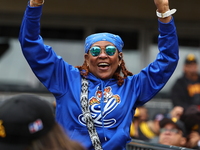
[159,118,187,137]
[184,53,198,64]
[0,94,55,150]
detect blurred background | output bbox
[0,0,200,119]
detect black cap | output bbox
[184,53,198,64]
[159,118,187,137]
[0,94,55,150]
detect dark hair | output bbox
[75,58,133,86]
[27,123,86,150]
[180,105,200,135]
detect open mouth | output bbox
[98,62,109,68]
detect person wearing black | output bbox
[158,117,187,147]
[0,94,86,150]
[171,53,200,110]
[180,105,200,149]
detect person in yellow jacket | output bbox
[130,107,164,142]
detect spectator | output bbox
[171,53,200,110]
[130,107,162,142]
[158,117,187,147]
[19,0,178,149]
[0,94,86,150]
[148,113,165,143]
[180,105,200,149]
[166,106,184,120]
[149,106,184,143]
[130,107,141,139]
[186,130,200,150]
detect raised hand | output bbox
[154,0,170,13]
[154,0,173,23]
[30,0,44,7]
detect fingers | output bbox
[30,0,44,7]
[154,0,170,13]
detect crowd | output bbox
[130,54,200,149]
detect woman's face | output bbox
[85,41,122,80]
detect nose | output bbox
[98,49,108,58]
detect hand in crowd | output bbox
[186,131,200,148]
[170,106,184,119]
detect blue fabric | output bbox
[19,5,179,150]
[84,32,124,53]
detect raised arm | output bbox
[19,0,74,97]
[133,0,179,105]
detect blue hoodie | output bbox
[19,4,179,150]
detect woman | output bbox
[19,0,179,149]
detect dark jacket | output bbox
[171,74,200,109]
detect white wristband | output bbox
[156,9,177,18]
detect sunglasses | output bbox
[160,128,179,134]
[89,45,117,57]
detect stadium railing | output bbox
[126,139,195,150]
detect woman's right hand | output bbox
[154,0,172,23]
[30,0,44,7]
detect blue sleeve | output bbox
[134,17,179,106]
[19,5,79,98]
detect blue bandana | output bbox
[84,32,124,53]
